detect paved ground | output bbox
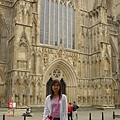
[0,108,120,120]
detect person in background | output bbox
[68,102,73,120]
[72,101,79,120]
[25,105,30,114]
[42,80,68,120]
[23,105,32,117]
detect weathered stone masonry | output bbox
[0,0,120,108]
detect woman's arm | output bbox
[42,97,50,120]
[63,95,68,120]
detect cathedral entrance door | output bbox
[60,78,66,94]
[46,78,53,96]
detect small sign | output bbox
[13,102,16,108]
[8,99,13,109]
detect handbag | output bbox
[45,117,50,120]
[45,115,52,120]
[45,98,60,120]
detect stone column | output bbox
[34,83,37,104]
[20,80,23,106]
[12,77,16,102]
[36,54,39,74]
[36,0,41,45]
[27,77,30,105]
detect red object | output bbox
[8,114,13,117]
[68,105,73,113]
[8,99,13,109]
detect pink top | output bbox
[51,97,60,118]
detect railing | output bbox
[1,111,119,120]
[2,114,27,120]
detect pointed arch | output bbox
[31,53,36,73]
[23,80,27,95]
[43,59,77,85]
[26,11,30,24]
[42,59,77,102]
[0,9,10,32]
[30,82,35,104]
[17,32,30,70]
[19,30,30,49]
[15,79,21,106]
[17,42,28,69]
[36,82,40,95]
[36,82,41,104]
[109,36,118,74]
[32,21,37,44]
[0,69,6,104]
[15,79,20,95]
[0,16,8,62]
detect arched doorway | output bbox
[46,78,53,96]
[60,78,66,94]
[43,59,77,103]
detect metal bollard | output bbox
[24,115,26,120]
[113,111,115,119]
[3,114,5,120]
[102,112,104,120]
[89,113,91,120]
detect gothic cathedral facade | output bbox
[0,0,120,108]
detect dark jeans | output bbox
[54,118,60,120]
[68,112,73,120]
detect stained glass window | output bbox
[40,0,75,49]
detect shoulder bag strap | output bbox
[52,98,61,120]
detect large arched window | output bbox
[0,29,1,57]
[0,22,7,62]
[40,0,75,49]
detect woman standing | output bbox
[42,80,68,120]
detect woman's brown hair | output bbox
[50,80,62,99]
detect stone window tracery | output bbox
[52,69,61,78]
[17,42,28,69]
[40,0,75,49]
